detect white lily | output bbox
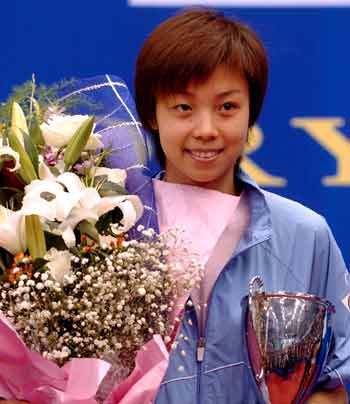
[0,137,21,172]
[22,171,144,247]
[45,248,73,284]
[40,114,103,150]
[93,167,127,187]
[22,178,78,222]
[101,196,144,235]
[0,206,27,255]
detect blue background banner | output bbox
[0,0,350,263]
[1,0,349,267]
[1,0,349,399]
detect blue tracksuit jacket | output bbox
[155,170,350,404]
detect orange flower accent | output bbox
[116,236,124,247]
[9,253,33,284]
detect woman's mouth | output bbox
[186,149,222,161]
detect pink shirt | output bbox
[153,179,250,334]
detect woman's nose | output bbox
[192,112,219,140]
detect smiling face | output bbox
[153,65,250,195]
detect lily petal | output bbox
[38,161,56,181]
[78,188,101,210]
[57,172,85,194]
[97,194,143,235]
[22,180,66,221]
[95,194,143,219]
[85,132,104,150]
[0,206,26,254]
[56,207,99,247]
[61,226,77,248]
[21,195,57,221]
[40,123,71,149]
[54,192,81,222]
[0,145,21,172]
[94,167,127,187]
[40,114,103,150]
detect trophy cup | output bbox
[244,276,335,404]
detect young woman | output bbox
[134,8,350,404]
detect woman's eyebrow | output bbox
[168,89,243,99]
[215,89,243,98]
[172,91,193,97]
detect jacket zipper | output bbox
[196,336,205,402]
[194,235,270,403]
[197,337,205,362]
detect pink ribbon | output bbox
[0,313,110,403]
[105,335,169,404]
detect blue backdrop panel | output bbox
[0,0,349,398]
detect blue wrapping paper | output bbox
[57,74,161,238]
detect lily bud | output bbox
[11,102,29,144]
[8,129,38,184]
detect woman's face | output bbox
[153,65,250,195]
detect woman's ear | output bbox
[149,117,158,131]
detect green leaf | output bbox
[22,129,39,174]
[0,250,9,283]
[49,165,61,177]
[32,257,48,271]
[98,180,129,197]
[77,220,100,243]
[8,129,38,184]
[0,267,8,284]
[0,186,24,210]
[69,246,80,256]
[1,127,9,145]
[30,121,45,147]
[25,215,47,259]
[64,116,94,169]
[0,247,17,284]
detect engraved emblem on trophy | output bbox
[244,276,335,404]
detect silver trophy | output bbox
[244,276,335,404]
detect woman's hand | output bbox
[307,385,348,404]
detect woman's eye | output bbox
[221,102,235,111]
[175,104,192,112]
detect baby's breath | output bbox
[0,227,202,377]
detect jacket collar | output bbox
[153,168,272,247]
[235,168,272,253]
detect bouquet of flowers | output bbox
[0,77,202,403]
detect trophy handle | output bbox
[256,368,264,382]
[249,276,265,297]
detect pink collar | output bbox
[153,179,240,266]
